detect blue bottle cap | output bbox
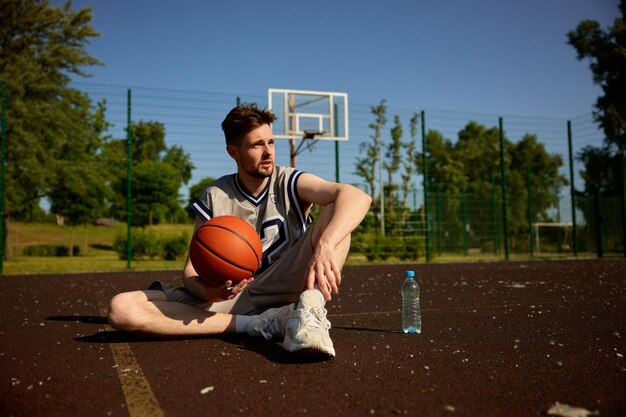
[405,271,415,278]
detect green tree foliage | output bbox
[103,121,195,226]
[186,177,216,219]
[400,113,419,210]
[568,1,626,150]
[417,122,566,250]
[0,0,102,257]
[354,100,386,206]
[385,115,403,223]
[49,164,108,256]
[567,1,625,243]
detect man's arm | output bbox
[296,173,372,300]
[182,217,252,302]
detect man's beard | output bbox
[245,160,274,179]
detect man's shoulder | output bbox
[199,174,235,197]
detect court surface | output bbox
[1,259,624,417]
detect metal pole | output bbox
[567,121,578,256]
[621,145,626,258]
[491,172,499,256]
[334,104,340,183]
[527,165,534,257]
[421,110,430,262]
[0,81,6,274]
[436,184,442,256]
[126,89,133,269]
[595,186,604,258]
[462,180,468,256]
[499,117,510,260]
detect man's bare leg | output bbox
[107,290,235,337]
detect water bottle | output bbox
[401,270,421,334]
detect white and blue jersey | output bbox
[191,166,312,273]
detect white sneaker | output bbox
[246,304,295,340]
[284,294,335,358]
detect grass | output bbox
[1,222,611,276]
[3,221,192,275]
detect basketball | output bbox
[189,216,263,286]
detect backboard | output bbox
[268,89,349,141]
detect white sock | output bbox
[298,285,326,309]
[235,314,258,334]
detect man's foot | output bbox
[283,290,335,358]
[246,304,295,340]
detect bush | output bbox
[23,244,80,257]
[161,233,190,260]
[113,230,189,260]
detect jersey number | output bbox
[259,218,287,271]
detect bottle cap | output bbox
[405,270,415,278]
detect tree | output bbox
[567,1,625,242]
[416,121,566,250]
[568,1,626,149]
[354,100,387,206]
[49,164,108,256]
[400,113,419,213]
[103,120,195,226]
[383,115,403,230]
[186,177,217,219]
[0,0,101,258]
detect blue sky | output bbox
[67,0,620,118]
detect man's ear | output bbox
[226,145,238,160]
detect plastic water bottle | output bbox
[402,270,421,334]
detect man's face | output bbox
[228,124,275,179]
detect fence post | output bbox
[334,104,340,183]
[491,172,499,256]
[499,117,510,260]
[567,121,578,256]
[527,165,534,256]
[621,145,626,258]
[421,110,430,262]
[436,184,442,256]
[594,186,604,258]
[461,180,468,256]
[126,89,133,270]
[0,80,6,274]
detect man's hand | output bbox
[306,241,342,301]
[190,276,254,302]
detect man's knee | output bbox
[108,291,147,331]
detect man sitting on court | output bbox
[107,103,371,358]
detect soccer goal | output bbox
[533,222,573,255]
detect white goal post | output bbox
[533,222,573,255]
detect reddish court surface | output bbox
[1,260,625,417]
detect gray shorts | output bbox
[149,225,315,315]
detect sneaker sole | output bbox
[283,335,336,358]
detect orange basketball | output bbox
[189,216,263,286]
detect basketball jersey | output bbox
[191,166,312,272]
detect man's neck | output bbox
[237,172,270,197]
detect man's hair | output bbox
[221,103,277,146]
